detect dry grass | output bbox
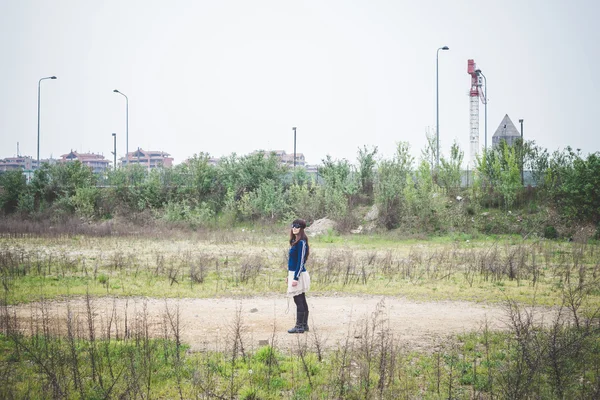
[1,233,599,308]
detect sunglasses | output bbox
[291,223,302,229]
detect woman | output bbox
[287,218,311,334]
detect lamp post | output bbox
[37,76,57,167]
[475,69,487,152]
[113,89,128,165]
[111,133,117,170]
[519,119,524,186]
[436,46,449,168]
[292,127,297,169]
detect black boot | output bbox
[303,309,309,332]
[288,312,305,334]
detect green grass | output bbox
[0,331,555,399]
[2,270,575,306]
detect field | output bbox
[1,228,599,399]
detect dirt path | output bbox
[7,295,543,353]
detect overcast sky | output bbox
[1,0,598,167]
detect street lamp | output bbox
[111,133,117,170]
[475,69,487,150]
[436,46,449,168]
[37,76,57,166]
[113,89,128,165]
[292,127,297,169]
[519,119,524,186]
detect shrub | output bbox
[547,150,600,224]
[16,190,36,215]
[285,182,323,223]
[544,225,558,239]
[71,186,99,219]
[375,143,413,229]
[0,170,27,214]
[162,200,215,228]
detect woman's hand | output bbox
[292,280,298,287]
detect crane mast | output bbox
[467,59,485,168]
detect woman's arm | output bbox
[294,240,307,280]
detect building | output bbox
[0,156,37,172]
[492,114,521,147]
[121,148,174,169]
[60,151,111,174]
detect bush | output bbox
[50,195,75,222]
[16,190,36,215]
[285,182,323,223]
[547,150,600,224]
[162,200,215,228]
[544,225,558,239]
[71,186,99,219]
[0,170,27,214]
[374,142,413,230]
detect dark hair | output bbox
[291,218,306,229]
[289,219,310,260]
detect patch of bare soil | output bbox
[7,295,555,353]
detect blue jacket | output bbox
[288,239,308,280]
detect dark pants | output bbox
[293,293,309,326]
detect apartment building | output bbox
[0,156,37,172]
[61,151,111,174]
[120,148,174,169]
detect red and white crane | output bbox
[467,59,486,167]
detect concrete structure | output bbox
[121,148,174,169]
[492,114,521,147]
[61,151,111,174]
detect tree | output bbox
[290,166,311,187]
[475,140,521,210]
[23,161,98,214]
[140,168,166,209]
[438,141,464,196]
[495,143,521,210]
[0,170,27,214]
[249,180,288,220]
[547,149,600,223]
[319,155,358,217]
[320,155,354,193]
[420,129,437,177]
[356,145,378,198]
[49,160,97,198]
[525,141,549,188]
[105,164,146,212]
[216,151,286,202]
[285,181,322,222]
[374,142,414,229]
[177,153,217,200]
